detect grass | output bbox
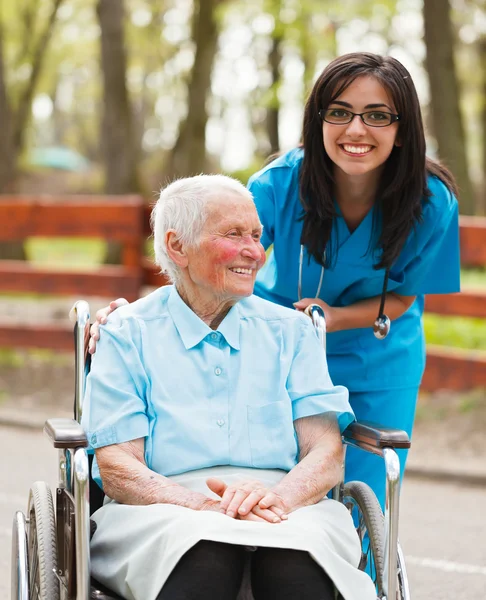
[423,314,486,350]
[25,237,107,270]
[0,347,72,367]
[415,387,486,423]
[460,268,486,288]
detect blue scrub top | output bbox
[82,286,353,488]
[248,148,460,392]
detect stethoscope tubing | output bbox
[298,244,391,339]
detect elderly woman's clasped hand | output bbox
[206,477,288,523]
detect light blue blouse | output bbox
[82,286,353,487]
[248,148,461,392]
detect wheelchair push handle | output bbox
[70,301,91,423]
[304,303,326,352]
[69,300,90,326]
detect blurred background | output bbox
[1,3,486,597]
[0,0,484,208]
[0,0,485,419]
[0,2,484,405]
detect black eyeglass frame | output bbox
[318,108,401,128]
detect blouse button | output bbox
[214,367,222,376]
[211,333,218,340]
[216,419,225,427]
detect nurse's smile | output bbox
[340,144,374,157]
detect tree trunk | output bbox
[423,0,475,214]
[0,23,15,192]
[13,0,65,158]
[265,32,282,155]
[480,36,486,215]
[97,0,139,194]
[167,0,222,177]
[0,22,25,259]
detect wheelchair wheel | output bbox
[343,481,385,597]
[27,482,59,600]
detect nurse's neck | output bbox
[334,167,382,231]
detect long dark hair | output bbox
[300,52,458,270]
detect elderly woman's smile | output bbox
[174,192,266,326]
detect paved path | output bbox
[2,425,485,599]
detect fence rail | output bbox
[1,195,485,392]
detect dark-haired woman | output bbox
[247,52,460,508]
[90,52,460,509]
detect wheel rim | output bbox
[28,506,41,600]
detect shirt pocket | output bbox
[247,401,295,468]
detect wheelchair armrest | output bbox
[44,418,88,449]
[343,420,411,450]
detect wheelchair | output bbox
[12,301,411,600]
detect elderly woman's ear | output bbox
[165,230,189,268]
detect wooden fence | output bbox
[1,196,485,391]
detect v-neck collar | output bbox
[334,199,375,240]
[332,202,379,263]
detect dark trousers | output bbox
[156,540,336,600]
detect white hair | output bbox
[151,174,254,283]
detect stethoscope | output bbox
[298,245,391,339]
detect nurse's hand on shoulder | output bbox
[88,298,129,354]
[293,298,337,333]
[206,477,288,524]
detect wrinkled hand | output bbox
[206,478,288,524]
[292,298,336,332]
[88,298,129,354]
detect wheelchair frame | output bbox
[12,301,411,600]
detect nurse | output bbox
[90,52,460,509]
[247,52,460,508]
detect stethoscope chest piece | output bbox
[373,315,391,339]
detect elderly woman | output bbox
[82,174,376,600]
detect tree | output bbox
[167,0,224,177]
[480,34,486,214]
[0,0,64,192]
[0,0,64,260]
[97,0,139,193]
[423,0,476,214]
[265,26,283,155]
[0,23,14,192]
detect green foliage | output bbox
[226,157,267,185]
[0,348,26,368]
[0,347,72,368]
[424,313,486,350]
[24,237,106,269]
[460,267,486,288]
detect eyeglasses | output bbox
[319,108,400,128]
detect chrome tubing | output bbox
[70,300,90,423]
[383,447,401,600]
[73,447,91,600]
[304,303,327,352]
[397,540,411,600]
[11,511,29,600]
[59,448,68,490]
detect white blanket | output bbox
[90,466,376,600]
